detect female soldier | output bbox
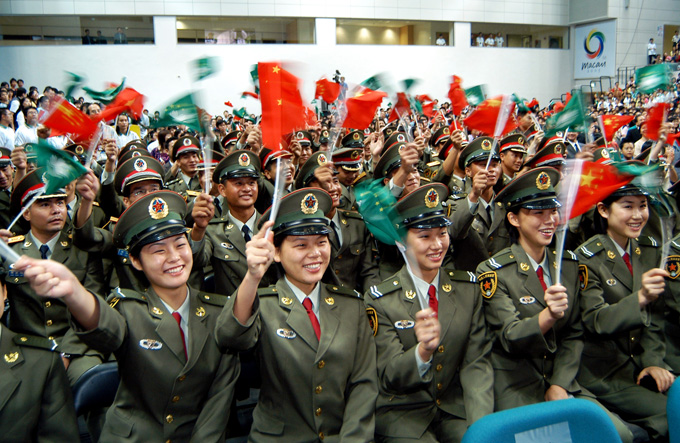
[477,168,634,442]
[14,190,239,442]
[576,180,674,441]
[365,183,493,442]
[215,188,378,441]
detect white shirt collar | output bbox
[29,231,61,259]
[608,236,629,257]
[158,288,191,353]
[406,267,440,311]
[227,210,256,234]
[284,276,320,317]
[526,248,552,287]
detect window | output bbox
[336,19,451,46]
[471,23,568,49]
[176,17,314,44]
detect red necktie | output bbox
[428,285,438,314]
[622,252,633,275]
[536,266,548,291]
[171,312,188,361]
[302,297,321,340]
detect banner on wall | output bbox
[574,20,616,79]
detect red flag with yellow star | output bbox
[564,161,635,220]
[387,92,411,123]
[342,88,387,130]
[258,62,306,149]
[42,96,98,141]
[598,114,634,140]
[315,78,340,103]
[645,102,670,141]
[462,95,517,136]
[96,87,145,122]
[447,75,468,116]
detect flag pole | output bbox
[554,159,584,285]
[485,94,513,171]
[0,237,21,264]
[7,189,45,232]
[265,155,286,237]
[84,126,103,171]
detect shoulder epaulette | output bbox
[420,177,431,183]
[637,236,659,247]
[340,210,363,220]
[449,193,467,201]
[7,235,24,244]
[485,249,515,270]
[427,161,441,167]
[109,217,119,223]
[326,284,361,298]
[671,239,680,252]
[369,278,402,299]
[578,237,605,258]
[166,178,182,186]
[13,334,59,352]
[554,249,578,261]
[106,287,148,307]
[186,190,200,197]
[199,292,229,307]
[92,201,100,207]
[257,285,279,297]
[446,269,477,283]
[209,215,231,225]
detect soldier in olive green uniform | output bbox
[296,151,380,293]
[332,147,363,211]
[576,182,672,440]
[0,148,15,228]
[366,184,493,442]
[215,188,378,441]
[165,135,203,199]
[477,168,634,442]
[15,190,239,442]
[494,133,527,193]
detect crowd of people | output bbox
[0,70,680,442]
[472,32,504,47]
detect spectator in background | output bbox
[672,30,680,50]
[14,106,39,146]
[114,113,139,148]
[97,30,106,44]
[114,27,128,44]
[475,33,484,47]
[0,108,15,149]
[648,38,657,65]
[485,33,495,47]
[495,32,504,47]
[0,89,8,109]
[436,34,446,46]
[82,29,94,45]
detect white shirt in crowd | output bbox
[14,124,38,146]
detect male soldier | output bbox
[495,133,527,192]
[165,134,202,198]
[449,137,509,271]
[221,129,241,155]
[429,129,468,196]
[1,169,105,373]
[255,147,294,214]
[295,151,381,293]
[191,150,271,297]
[332,147,363,211]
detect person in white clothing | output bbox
[13,107,39,147]
[485,34,495,46]
[648,38,658,64]
[475,33,485,47]
[0,109,14,150]
[113,113,139,148]
[495,32,504,47]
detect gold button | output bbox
[166,414,173,423]
[489,252,493,256]
[489,236,493,242]
[315,407,322,416]
[318,360,325,369]
[437,383,443,390]
[166,440,171,443]
[13,278,18,283]
[337,254,343,259]
[631,337,635,341]
[178,375,186,382]
[436,364,443,372]
[436,399,441,406]
[315,385,323,394]
[48,336,54,340]
[45,301,51,307]
[171,396,180,403]
[319,432,325,440]
[335,270,339,275]
[122,258,128,263]
[224,254,230,259]
[437,345,444,353]
[46,320,53,326]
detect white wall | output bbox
[0,0,570,26]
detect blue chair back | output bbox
[462,398,621,443]
[669,381,680,443]
[71,362,119,416]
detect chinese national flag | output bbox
[342,88,387,130]
[448,75,468,116]
[42,96,98,142]
[598,114,634,140]
[258,62,306,149]
[462,95,517,136]
[304,107,319,127]
[421,101,435,118]
[96,88,145,122]
[315,78,341,103]
[668,132,680,147]
[388,92,411,122]
[564,161,635,220]
[645,102,670,141]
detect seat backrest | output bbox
[461,398,621,443]
[668,381,680,443]
[71,362,120,416]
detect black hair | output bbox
[592,193,649,234]
[504,206,520,244]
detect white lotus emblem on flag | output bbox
[50,155,71,179]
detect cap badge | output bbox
[132,151,141,157]
[424,188,439,208]
[301,193,319,215]
[443,128,450,134]
[518,136,524,144]
[364,128,371,135]
[148,197,169,220]
[555,144,563,154]
[353,132,361,140]
[238,153,250,167]
[75,145,84,155]
[601,149,610,158]
[183,138,192,146]
[351,150,360,160]
[322,130,329,137]
[397,134,406,142]
[4,352,18,363]
[536,171,551,191]
[481,139,492,151]
[297,131,304,140]
[317,153,328,165]
[134,158,147,172]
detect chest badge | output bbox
[139,339,163,350]
[276,328,297,339]
[394,320,415,329]
[221,242,234,250]
[519,296,536,305]
[666,256,680,279]
[606,279,617,286]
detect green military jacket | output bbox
[576,234,668,393]
[0,324,79,442]
[75,287,239,442]
[215,280,378,442]
[365,267,493,439]
[663,233,680,372]
[477,244,585,410]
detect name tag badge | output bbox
[139,339,163,350]
[276,328,297,339]
[117,249,129,258]
[519,296,536,305]
[8,270,24,278]
[394,320,415,329]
